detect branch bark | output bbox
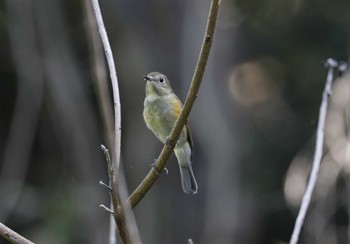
[90,0,121,211]
[289,58,339,244]
[0,221,34,244]
[125,0,221,209]
[92,0,140,243]
[82,1,116,243]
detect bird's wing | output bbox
[186,122,194,162]
[173,95,194,161]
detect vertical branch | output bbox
[83,0,114,146]
[90,0,121,174]
[89,0,141,243]
[289,58,338,244]
[90,0,121,214]
[82,1,116,243]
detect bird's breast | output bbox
[143,94,180,142]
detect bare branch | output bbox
[99,204,114,214]
[100,145,113,173]
[89,0,142,243]
[0,221,34,244]
[289,58,339,244]
[83,1,118,243]
[99,180,112,191]
[90,0,121,180]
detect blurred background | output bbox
[1,0,350,243]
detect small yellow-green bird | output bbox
[143,72,198,195]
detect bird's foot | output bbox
[165,136,173,148]
[150,159,169,175]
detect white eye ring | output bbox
[159,78,164,83]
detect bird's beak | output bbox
[143,76,151,81]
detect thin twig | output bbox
[289,58,338,244]
[125,0,221,209]
[99,145,117,244]
[101,145,112,171]
[99,180,112,191]
[0,221,34,244]
[99,204,114,214]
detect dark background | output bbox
[1,0,350,243]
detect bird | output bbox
[143,72,198,194]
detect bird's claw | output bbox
[150,160,169,175]
[165,136,172,148]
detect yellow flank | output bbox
[172,96,182,118]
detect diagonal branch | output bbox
[289,58,339,244]
[0,221,34,244]
[125,0,221,209]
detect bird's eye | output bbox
[159,78,164,83]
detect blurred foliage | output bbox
[1,0,350,243]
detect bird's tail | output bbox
[174,145,198,194]
[179,165,198,195]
